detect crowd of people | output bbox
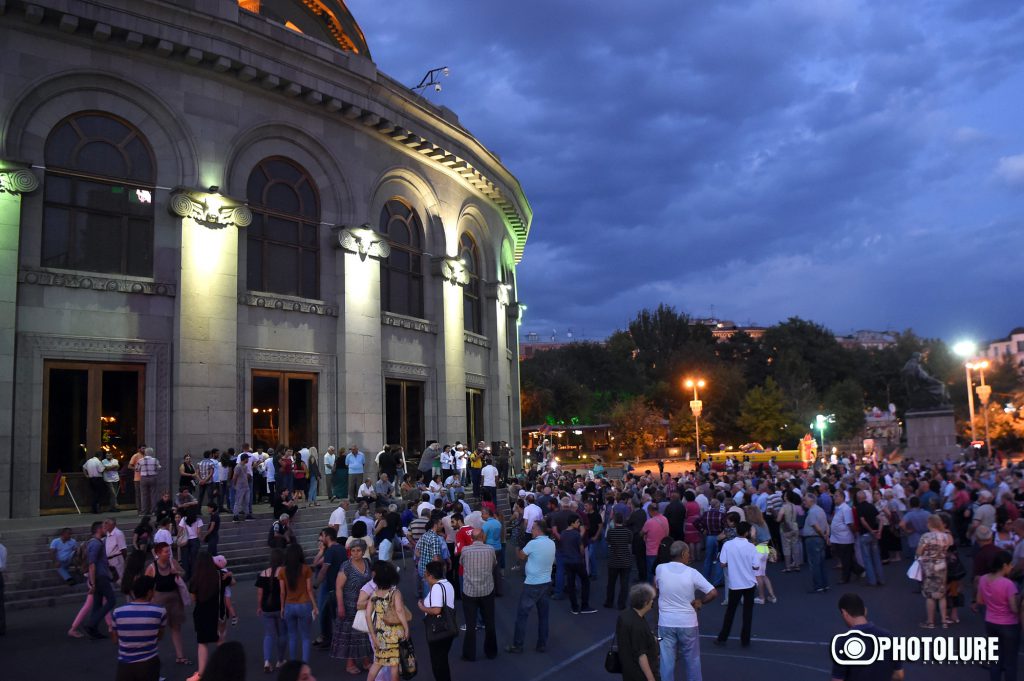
[16,440,1024,681]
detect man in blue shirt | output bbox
[507,520,556,653]
[345,444,365,502]
[481,506,505,596]
[49,527,79,584]
[85,520,116,639]
[111,574,165,681]
[830,593,903,681]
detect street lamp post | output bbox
[813,414,835,455]
[684,378,705,462]
[953,341,978,443]
[970,360,993,458]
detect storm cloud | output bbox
[351,0,1024,342]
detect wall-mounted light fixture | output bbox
[336,223,391,261]
[168,186,252,229]
[432,255,470,286]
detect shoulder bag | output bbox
[604,634,622,674]
[398,638,418,680]
[423,583,458,642]
[382,587,413,626]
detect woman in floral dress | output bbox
[331,539,373,674]
[366,561,409,681]
[916,514,951,629]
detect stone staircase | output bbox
[2,504,341,611]
[2,484,513,611]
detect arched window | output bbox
[246,157,320,299]
[42,112,156,276]
[502,262,517,350]
[380,199,424,318]
[460,232,481,334]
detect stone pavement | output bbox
[0,548,1001,681]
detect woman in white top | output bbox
[428,475,444,502]
[417,561,455,680]
[178,514,203,581]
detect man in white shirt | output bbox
[714,522,760,647]
[656,542,717,681]
[328,499,350,541]
[103,518,128,587]
[523,495,543,533]
[323,447,336,502]
[830,491,862,584]
[82,452,107,514]
[481,460,499,501]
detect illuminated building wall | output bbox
[0,0,531,517]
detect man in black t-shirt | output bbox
[854,490,885,587]
[664,492,687,541]
[831,593,903,680]
[203,503,220,556]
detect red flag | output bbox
[50,470,63,496]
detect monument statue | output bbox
[901,352,950,410]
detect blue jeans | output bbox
[283,602,313,662]
[513,583,550,649]
[645,555,658,584]
[554,555,566,595]
[703,536,722,586]
[87,574,117,630]
[317,582,335,640]
[804,536,828,590]
[56,559,73,582]
[262,611,286,664]
[308,477,318,503]
[857,533,884,586]
[659,625,703,681]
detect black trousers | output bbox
[633,539,647,582]
[89,477,106,513]
[833,542,863,583]
[605,566,630,609]
[564,562,591,611]
[462,592,497,660]
[0,572,6,635]
[717,586,756,645]
[116,657,160,681]
[427,635,454,681]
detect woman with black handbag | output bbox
[417,561,456,681]
[615,583,659,681]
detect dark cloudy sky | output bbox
[351,0,1024,345]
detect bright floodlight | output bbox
[953,341,976,358]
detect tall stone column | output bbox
[168,189,250,483]
[0,163,38,518]
[336,225,389,481]
[433,257,470,445]
[485,282,513,445]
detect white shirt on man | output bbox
[323,452,335,475]
[830,502,856,544]
[481,465,498,487]
[655,561,715,628]
[718,538,760,590]
[523,503,543,532]
[329,505,349,537]
[83,456,104,478]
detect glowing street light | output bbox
[812,414,835,453]
[967,359,992,457]
[954,341,979,443]
[684,378,706,461]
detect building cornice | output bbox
[381,311,437,335]
[0,0,531,261]
[239,292,338,317]
[18,267,176,296]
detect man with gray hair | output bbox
[135,447,161,515]
[655,541,717,681]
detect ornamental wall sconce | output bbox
[432,255,470,286]
[336,224,391,261]
[168,186,252,229]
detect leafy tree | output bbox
[737,378,793,445]
[966,395,1024,451]
[822,378,866,440]
[669,408,716,454]
[608,396,663,457]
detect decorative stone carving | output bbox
[464,331,491,348]
[0,167,39,195]
[381,311,437,334]
[383,360,430,378]
[168,187,252,229]
[238,293,338,317]
[465,371,488,388]
[336,224,391,261]
[19,268,176,296]
[485,281,513,306]
[432,256,470,286]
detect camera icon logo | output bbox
[831,630,879,666]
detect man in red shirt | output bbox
[642,505,670,584]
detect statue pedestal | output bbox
[904,409,959,460]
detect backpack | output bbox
[75,539,93,575]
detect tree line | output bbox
[520,305,1024,453]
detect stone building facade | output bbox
[0,0,531,518]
